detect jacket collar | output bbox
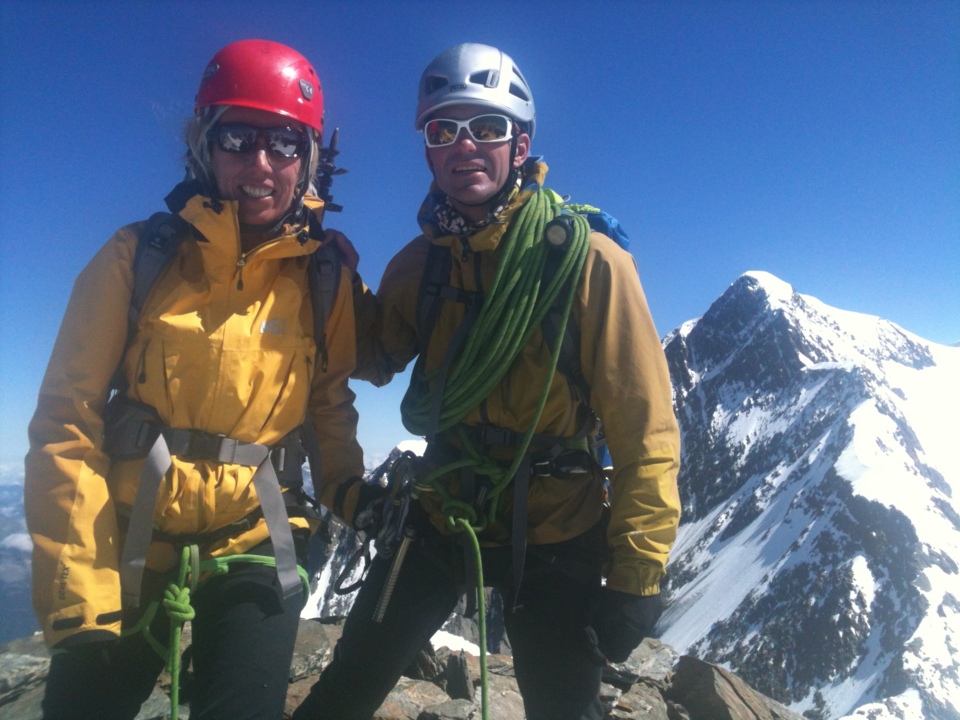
[164,180,327,259]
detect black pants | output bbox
[293,523,607,720]
[42,561,304,720]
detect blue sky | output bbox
[1,0,957,469]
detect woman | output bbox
[25,39,366,720]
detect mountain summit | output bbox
[659,271,960,719]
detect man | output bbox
[298,43,680,720]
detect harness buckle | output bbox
[474,425,520,447]
[531,458,555,477]
[271,446,287,473]
[181,431,229,461]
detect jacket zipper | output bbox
[236,254,246,291]
[136,340,150,384]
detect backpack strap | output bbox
[110,212,186,394]
[307,240,342,372]
[414,243,484,440]
[302,233,343,495]
[416,243,455,349]
[128,212,185,344]
[540,239,590,404]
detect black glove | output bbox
[352,480,389,533]
[590,588,662,663]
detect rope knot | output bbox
[162,583,195,623]
[441,499,480,533]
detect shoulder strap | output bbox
[413,242,485,439]
[111,212,185,394]
[303,239,343,492]
[415,242,454,352]
[540,241,589,403]
[128,212,184,339]
[307,241,342,373]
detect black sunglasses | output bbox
[213,122,307,159]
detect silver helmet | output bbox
[415,43,536,139]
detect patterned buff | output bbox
[433,170,523,236]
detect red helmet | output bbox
[195,39,323,133]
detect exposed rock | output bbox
[373,677,449,720]
[665,655,806,720]
[288,617,341,682]
[0,621,811,720]
[607,681,670,720]
[418,698,475,720]
[444,651,474,702]
[604,637,678,689]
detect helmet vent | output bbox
[469,69,500,88]
[508,83,530,102]
[425,75,448,95]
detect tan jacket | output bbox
[25,185,363,648]
[352,163,680,597]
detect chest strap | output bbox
[118,427,303,608]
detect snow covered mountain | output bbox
[658,271,960,720]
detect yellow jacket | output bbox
[353,163,680,597]
[25,184,363,648]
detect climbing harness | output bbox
[103,395,313,606]
[102,183,344,604]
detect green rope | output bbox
[399,189,590,717]
[406,189,590,534]
[457,518,488,720]
[128,547,309,720]
[165,546,197,718]
[403,189,588,438]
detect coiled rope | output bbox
[400,188,590,719]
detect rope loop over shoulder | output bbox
[408,188,590,535]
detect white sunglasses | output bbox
[423,114,515,148]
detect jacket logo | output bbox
[260,319,287,336]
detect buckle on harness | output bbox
[182,431,230,462]
[531,458,555,476]
[473,425,521,448]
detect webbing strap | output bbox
[425,293,483,440]
[510,456,531,611]
[119,431,302,608]
[248,456,302,600]
[120,433,172,608]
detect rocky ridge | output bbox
[0,618,803,720]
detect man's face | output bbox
[425,104,530,223]
[210,106,305,226]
